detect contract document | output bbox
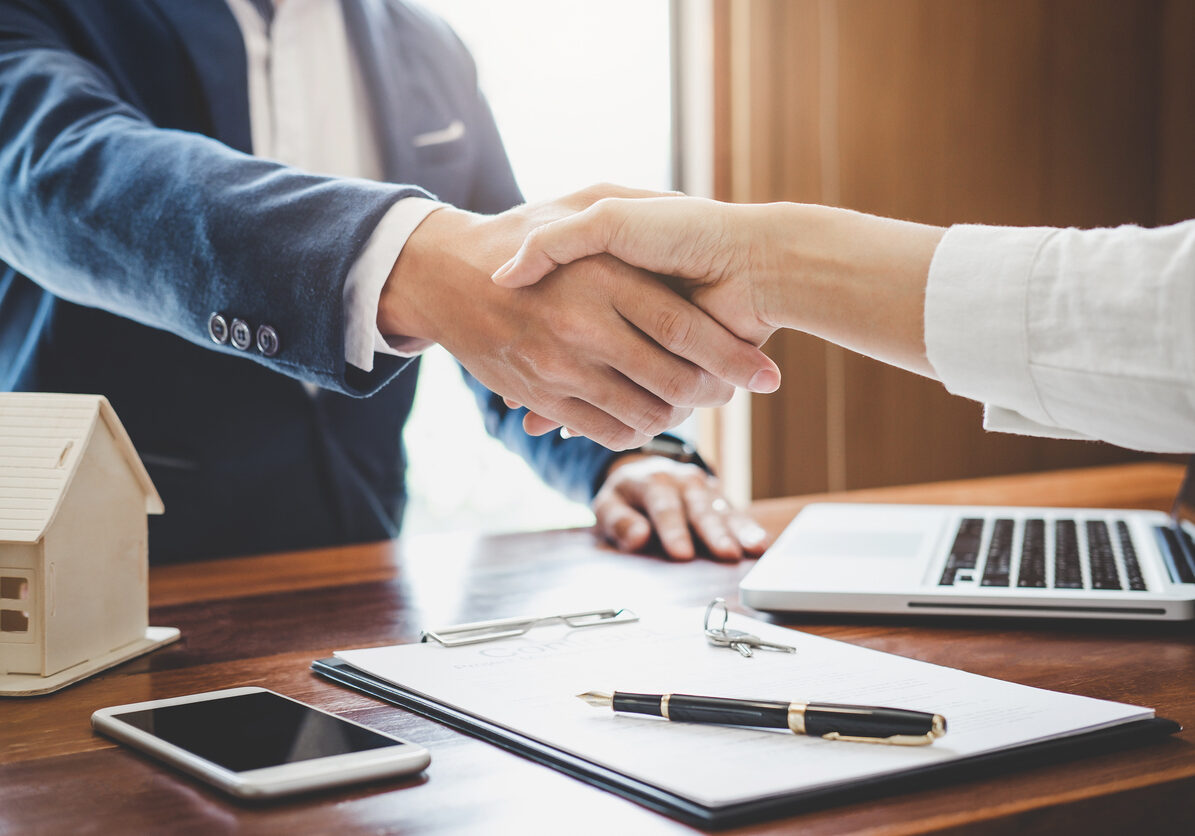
[316,608,1174,827]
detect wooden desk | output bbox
[3,463,1194,834]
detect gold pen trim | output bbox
[820,714,947,746]
[786,701,807,734]
[660,693,671,720]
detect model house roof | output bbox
[0,393,163,543]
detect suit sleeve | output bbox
[0,11,428,395]
[462,366,620,503]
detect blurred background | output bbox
[404,0,674,535]
[404,0,1195,535]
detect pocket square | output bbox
[413,119,465,148]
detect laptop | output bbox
[740,476,1195,621]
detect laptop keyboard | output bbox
[938,517,1151,591]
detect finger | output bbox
[637,480,695,561]
[591,323,733,410]
[568,182,683,206]
[503,397,523,409]
[494,190,693,288]
[511,334,688,443]
[495,191,693,287]
[522,411,562,436]
[547,348,693,438]
[492,204,614,288]
[615,276,782,395]
[681,481,743,562]
[593,491,653,552]
[526,394,652,451]
[727,511,772,557]
[526,365,689,442]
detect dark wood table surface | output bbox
[4,463,1195,835]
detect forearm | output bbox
[0,49,426,393]
[499,196,944,378]
[749,203,945,378]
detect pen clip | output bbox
[820,731,938,746]
[420,607,639,647]
[819,714,947,746]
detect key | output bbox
[734,632,798,654]
[704,626,747,654]
[707,628,796,656]
[705,628,755,656]
[705,626,748,648]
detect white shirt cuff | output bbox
[343,197,444,372]
[925,221,1195,452]
[982,405,1093,442]
[924,223,1058,427]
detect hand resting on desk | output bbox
[594,455,769,562]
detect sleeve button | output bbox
[208,313,229,345]
[256,324,280,357]
[230,318,253,350]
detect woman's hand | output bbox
[492,195,779,347]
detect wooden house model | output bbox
[0,393,178,696]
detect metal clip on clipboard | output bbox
[420,607,639,648]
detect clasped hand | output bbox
[379,185,780,451]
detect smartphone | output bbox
[91,686,430,799]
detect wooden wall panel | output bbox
[714,0,1195,497]
[833,0,1163,489]
[1158,0,1195,226]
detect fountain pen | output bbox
[578,690,947,745]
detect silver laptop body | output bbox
[740,503,1195,621]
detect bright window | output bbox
[402,1,674,536]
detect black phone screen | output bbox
[112,691,401,772]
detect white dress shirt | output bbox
[925,219,1195,453]
[225,0,441,374]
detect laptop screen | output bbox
[1171,456,1195,528]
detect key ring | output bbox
[703,597,798,657]
[704,598,730,635]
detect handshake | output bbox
[381,185,793,449]
[382,183,947,561]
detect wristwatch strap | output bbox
[633,436,714,475]
[591,435,715,498]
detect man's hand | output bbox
[593,455,770,561]
[379,187,781,451]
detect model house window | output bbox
[0,576,27,600]
[1,609,29,633]
[1,574,30,633]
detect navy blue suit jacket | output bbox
[0,0,618,561]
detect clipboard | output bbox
[312,608,1181,829]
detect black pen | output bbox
[578,690,946,745]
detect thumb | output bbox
[491,203,617,288]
